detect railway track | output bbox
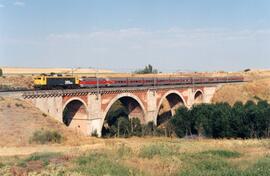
[0,81,244,98]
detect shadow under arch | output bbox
[156,90,186,126]
[194,90,204,104]
[62,98,88,134]
[101,93,146,136]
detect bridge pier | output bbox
[146,90,157,124]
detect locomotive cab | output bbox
[33,75,47,88]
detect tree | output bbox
[102,101,129,137]
[256,100,270,138]
[0,68,2,77]
[266,106,270,137]
[244,100,259,138]
[190,104,214,137]
[231,101,247,138]
[211,103,231,138]
[170,106,191,137]
[116,117,131,137]
[134,64,159,74]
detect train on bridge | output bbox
[33,74,244,89]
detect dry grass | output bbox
[0,75,33,89]
[0,136,269,175]
[0,97,101,147]
[212,78,270,105]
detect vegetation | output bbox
[74,152,140,176]
[102,100,170,137]
[30,129,63,144]
[0,68,2,77]
[170,100,270,138]
[139,143,177,159]
[102,99,270,139]
[17,152,62,168]
[1,139,270,175]
[134,64,159,74]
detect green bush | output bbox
[30,129,63,144]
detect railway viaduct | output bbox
[22,84,219,136]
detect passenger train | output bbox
[33,74,244,89]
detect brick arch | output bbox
[194,89,204,104]
[155,90,186,125]
[100,93,147,133]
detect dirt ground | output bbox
[0,97,101,147]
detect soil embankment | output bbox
[0,97,99,147]
[212,78,270,105]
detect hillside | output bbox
[212,78,270,105]
[0,76,33,89]
[1,67,112,75]
[0,97,98,147]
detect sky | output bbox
[0,0,270,72]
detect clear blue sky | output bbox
[0,0,270,72]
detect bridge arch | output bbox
[62,97,88,135]
[155,90,186,126]
[101,93,146,136]
[194,89,204,104]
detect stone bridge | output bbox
[23,84,219,136]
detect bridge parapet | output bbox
[22,84,219,98]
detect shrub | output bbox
[115,117,131,137]
[30,129,63,144]
[141,121,156,136]
[91,130,99,137]
[130,118,142,136]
